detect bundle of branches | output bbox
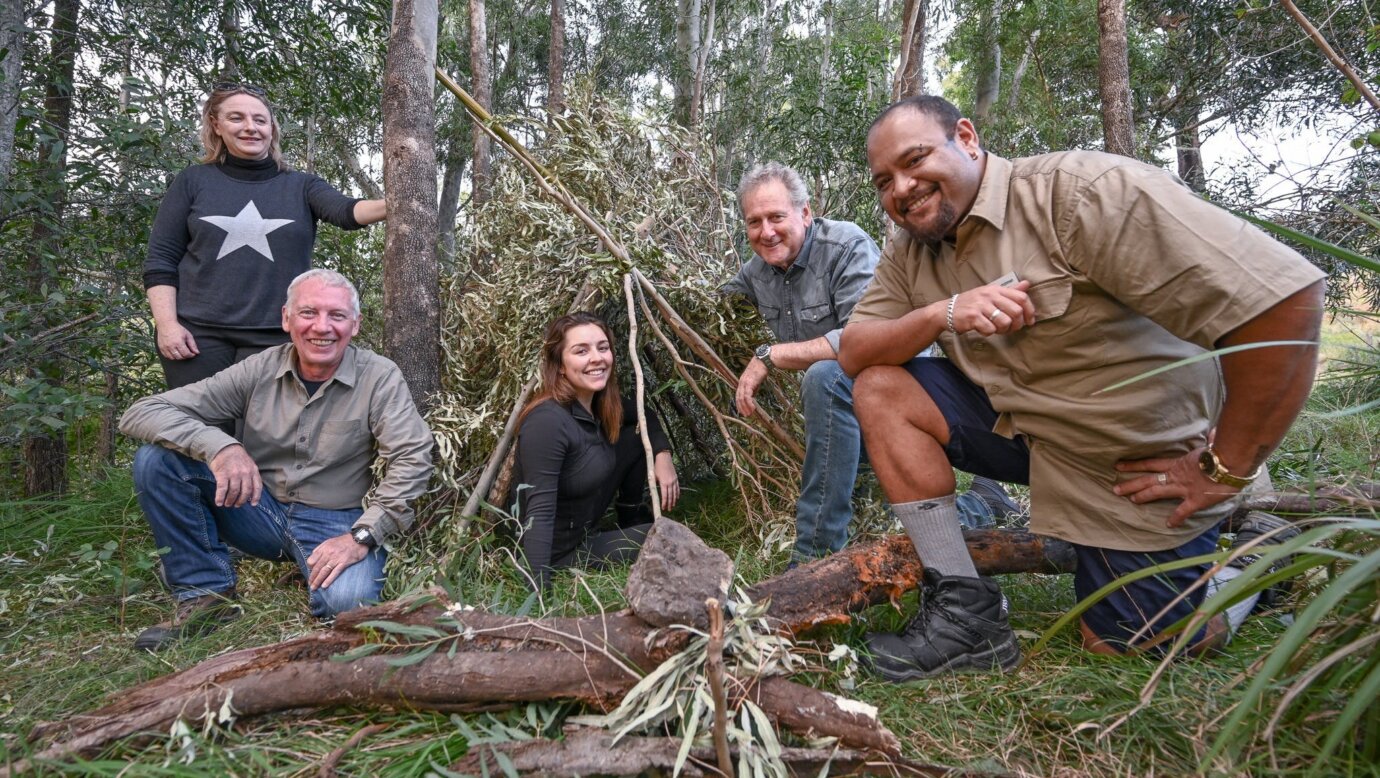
[425,87,808,554]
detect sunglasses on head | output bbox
[211,81,267,97]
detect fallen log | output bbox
[10,526,1072,773]
[451,728,970,777]
[750,530,1077,633]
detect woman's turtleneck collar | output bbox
[218,152,281,182]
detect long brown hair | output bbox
[199,86,286,170]
[520,312,623,442]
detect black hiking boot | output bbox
[1229,511,1301,612]
[864,569,1021,681]
[134,589,242,652]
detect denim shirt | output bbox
[722,218,880,352]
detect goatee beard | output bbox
[901,200,958,243]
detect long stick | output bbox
[705,598,734,778]
[1278,0,1380,113]
[623,273,661,521]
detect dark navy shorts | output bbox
[900,356,1217,650]
[1072,526,1220,651]
[900,357,1030,485]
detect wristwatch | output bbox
[754,343,775,371]
[351,527,378,549]
[1198,448,1260,489]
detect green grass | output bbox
[3,345,1379,775]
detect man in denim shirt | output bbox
[725,163,1019,563]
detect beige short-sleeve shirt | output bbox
[851,151,1325,550]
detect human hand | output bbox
[157,321,200,361]
[1113,448,1242,528]
[950,280,1035,336]
[209,444,262,508]
[654,451,680,512]
[306,533,369,591]
[735,357,769,417]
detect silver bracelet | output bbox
[945,294,959,333]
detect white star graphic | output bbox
[200,201,295,261]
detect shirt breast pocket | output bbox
[317,419,368,452]
[800,302,833,325]
[758,303,783,326]
[1027,277,1072,324]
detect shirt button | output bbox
[289,491,297,497]
[973,342,987,351]
[296,464,303,470]
[299,436,306,442]
[989,385,1002,394]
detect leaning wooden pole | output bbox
[623,273,661,520]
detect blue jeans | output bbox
[793,361,1001,561]
[132,445,386,618]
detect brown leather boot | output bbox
[134,589,241,652]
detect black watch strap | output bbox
[351,527,377,548]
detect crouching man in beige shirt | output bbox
[839,95,1325,680]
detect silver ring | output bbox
[989,309,1003,321]
[1157,473,1167,485]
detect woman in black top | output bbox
[144,82,386,389]
[512,312,680,590]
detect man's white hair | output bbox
[285,269,361,317]
[736,162,810,212]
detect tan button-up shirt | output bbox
[119,344,434,543]
[851,151,1324,550]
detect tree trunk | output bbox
[972,0,1003,124]
[23,0,79,498]
[1174,109,1205,192]
[547,0,564,115]
[1006,28,1040,109]
[673,0,702,127]
[381,0,441,410]
[218,0,240,77]
[468,0,492,207]
[0,0,26,188]
[437,149,467,265]
[689,0,715,129]
[1096,0,1134,157]
[893,0,926,98]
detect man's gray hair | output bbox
[737,162,810,212]
[285,269,361,318]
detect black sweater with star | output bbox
[143,155,363,329]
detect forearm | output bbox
[146,285,180,329]
[767,336,838,371]
[838,304,945,376]
[1210,281,1325,475]
[118,395,238,463]
[353,198,386,225]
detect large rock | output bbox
[625,518,733,630]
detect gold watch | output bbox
[1198,448,1260,489]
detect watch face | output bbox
[756,345,771,360]
[1198,449,1217,474]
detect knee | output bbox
[314,563,386,618]
[132,444,179,488]
[852,366,907,419]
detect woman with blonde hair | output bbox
[143,81,385,388]
[511,312,680,590]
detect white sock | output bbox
[1205,566,1259,634]
[894,495,979,579]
